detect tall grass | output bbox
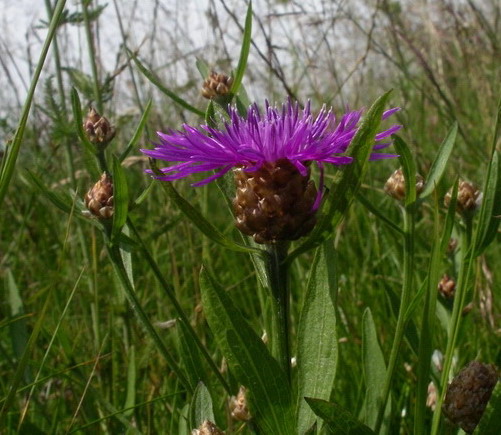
[1,0,500,433]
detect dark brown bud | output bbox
[444,181,482,214]
[201,71,233,99]
[84,107,116,145]
[442,361,498,433]
[229,386,251,421]
[384,168,424,201]
[83,172,114,219]
[233,159,317,244]
[191,420,224,435]
[438,274,456,299]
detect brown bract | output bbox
[233,159,317,244]
[84,172,114,219]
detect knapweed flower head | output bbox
[142,100,400,243]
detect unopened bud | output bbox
[84,107,116,145]
[444,181,482,215]
[438,274,456,299]
[229,386,251,422]
[427,382,437,411]
[442,361,498,433]
[191,420,224,435]
[201,72,233,99]
[384,168,424,201]
[84,172,114,219]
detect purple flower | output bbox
[141,100,400,187]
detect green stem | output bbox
[414,203,442,434]
[374,204,415,433]
[107,243,192,393]
[265,243,291,381]
[430,220,474,435]
[81,0,102,112]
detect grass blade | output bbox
[0,0,67,208]
[119,99,153,163]
[230,1,252,96]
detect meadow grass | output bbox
[0,1,500,433]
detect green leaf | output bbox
[475,381,501,435]
[119,99,153,163]
[475,151,501,255]
[199,268,295,434]
[393,135,417,206]
[152,169,261,254]
[356,192,404,235]
[420,123,457,198]
[305,398,375,434]
[177,319,210,391]
[190,382,215,430]
[111,157,129,241]
[362,308,391,431]
[196,58,210,80]
[288,91,393,263]
[230,1,252,96]
[70,87,97,156]
[129,51,205,117]
[296,242,338,434]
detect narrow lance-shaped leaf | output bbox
[393,135,418,206]
[71,87,97,155]
[111,156,129,241]
[119,99,153,163]
[230,1,252,96]
[420,122,457,198]
[296,241,338,434]
[288,90,393,263]
[475,151,501,255]
[129,50,205,117]
[362,308,391,431]
[199,268,295,434]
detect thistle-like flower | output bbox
[142,100,400,243]
[444,180,482,215]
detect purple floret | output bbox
[141,100,401,186]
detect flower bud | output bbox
[233,159,317,244]
[201,71,233,99]
[444,181,482,215]
[83,172,114,219]
[438,274,456,299]
[191,420,224,435]
[384,168,424,201]
[442,361,498,433]
[84,107,116,145]
[229,386,251,422]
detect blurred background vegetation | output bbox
[0,0,499,432]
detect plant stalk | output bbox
[374,203,415,433]
[265,243,291,381]
[430,219,474,435]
